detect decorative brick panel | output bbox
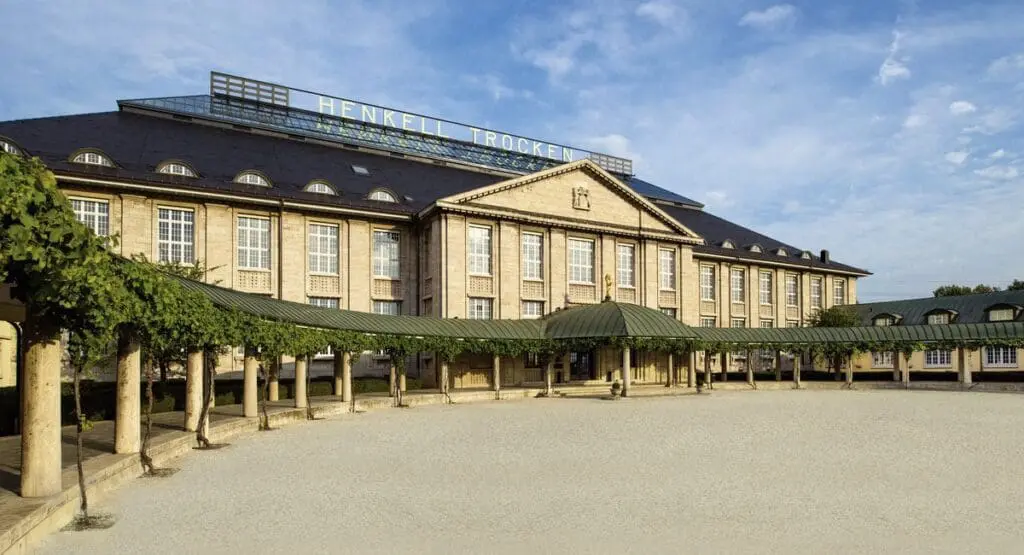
[568,284,597,304]
[236,270,271,293]
[786,306,800,319]
[731,302,746,315]
[658,291,678,307]
[372,279,402,299]
[468,275,494,296]
[521,280,545,300]
[759,304,774,318]
[617,288,636,304]
[700,301,717,315]
[307,274,340,295]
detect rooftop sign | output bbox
[208,72,632,176]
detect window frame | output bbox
[304,180,336,195]
[521,232,544,281]
[927,312,951,325]
[700,317,717,328]
[567,238,595,284]
[759,271,773,305]
[660,307,678,319]
[731,317,746,328]
[372,229,401,279]
[659,248,676,291]
[730,268,746,304]
[71,150,114,167]
[700,265,716,301]
[372,300,401,316]
[467,297,493,320]
[988,308,1015,322]
[986,346,1018,367]
[617,243,636,288]
[810,277,823,309]
[872,352,894,368]
[467,224,493,276]
[308,222,339,275]
[833,278,846,306]
[235,171,271,187]
[156,161,197,177]
[69,196,110,237]
[157,206,195,265]
[521,300,544,319]
[368,189,398,202]
[924,349,952,368]
[785,274,799,307]
[237,215,271,270]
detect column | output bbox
[844,356,853,385]
[114,333,141,454]
[891,351,900,381]
[666,353,674,387]
[720,352,729,382]
[959,348,973,385]
[703,352,712,387]
[333,352,345,396]
[775,351,783,382]
[687,351,697,388]
[622,348,631,397]
[492,355,501,394]
[544,361,554,396]
[19,326,62,498]
[745,350,754,386]
[294,356,308,408]
[399,365,407,393]
[897,352,909,386]
[341,352,353,403]
[243,351,258,418]
[793,353,802,388]
[389,363,397,397]
[268,358,280,402]
[440,359,450,394]
[185,351,203,431]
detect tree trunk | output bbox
[139,360,157,474]
[73,363,89,519]
[195,350,215,448]
[305,355,314,420]
[259,361,272,430]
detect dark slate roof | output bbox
[856,290,1024,326]
[659,203,869,275]
[542,301,696,339]
[628,177,703,208]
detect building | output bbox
[854,290,1024,376]
[0,72,868,387]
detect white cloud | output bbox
[990,149,1007,159]
[636,0,676,26]
[877,30,910,85]
[948,100,977,115]
[902,114,927,128]
[944,151,969,165]
[781,200,801,214]
[987,53,1024,78]
[583,133,641,163]
[738,4,797,30]
[974,165,1019,180]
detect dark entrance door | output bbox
[569,350,596,381]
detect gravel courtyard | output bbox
[36,390,1024,554]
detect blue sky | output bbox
[2,0,1023,301]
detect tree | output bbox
[933,284,1000,296]
[808,305,860,376]
[1007,280,1024,291]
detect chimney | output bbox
[820,249,830,263]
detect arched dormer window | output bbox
[368,188,397,203]
[234,171,271,187]
[0,137,21,156]
[156,160,198,177]
[872,313,902,326]
[800,250,812,260]
[986,304,1021,322]
[304,180,336,195]
[70,148,114,167]
[747,244,763,253]
[925,309,957,325]
[720,239,735,249]
[775,247,788,257]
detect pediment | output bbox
[437,160,700,240]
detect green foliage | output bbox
[807,305,861,328]
[933,284,1000,296]
[1007,280,1024,291]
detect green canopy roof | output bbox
[542,301,696,339]
[691,322,1024,344]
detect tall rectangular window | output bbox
[308,223,339,274]
[237,216,270,270]
[373,230,400,278]
[730,268,745,303]
[872,352,893,368]
[986,346,1018,367]
[925,350,952,367]
[70,198,109,236]
[810,277,823,308]
[568,238,594,284]
[521,232,543,280]
[700,317,717,328]
[700,265,716,301]
[157,207,194,264]
[659,249,676,290]
[521,300,544,319]
[372,300,401,315]
[833,278,846,305]
[759,271,773,305]
[785,274,799,306]
[468,297,493,320]
[467,225,492,275]
[617,244,635,287]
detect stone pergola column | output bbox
[745,349,754,386]
[492,355,501,395]
[666,353,674,387]
[958,348,973,385]
[294,356,308,409]
[341,352,353,403]
[703,352,712,387]
[243,349,258,418]
[333,352,344,397]
[20,324,62,498]
[844,356,854,385]
[388,363,397,397]
[184,350,203,431]
[775,351,783,382]
[622,348,631,397]
[687,351,697,388]
[793,353,802,388]
[544,360,554,396]
[896,352,909,386]
[439,359,450,394]
[720,352,729,382]
[399,364,407,393]
[114,332,141,454]
[268,357,280,402]
[891,351,900,381]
